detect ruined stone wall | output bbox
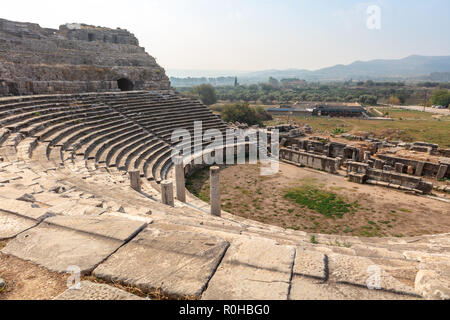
[346,161,434,193]
[378,154,450,178]
[280,148,338,173]
[0,19,170,96]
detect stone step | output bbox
[1,214,148,274]
[93,223,229,298]
[54,281,145,300]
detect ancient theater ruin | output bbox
[0,18,449,300]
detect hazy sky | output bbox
[2,0,450,75]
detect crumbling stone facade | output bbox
[0,19,170,96]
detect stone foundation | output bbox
[280,148,337,173]
[346,161,434,194]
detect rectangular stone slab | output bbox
[327,253,418,296]
[289,276,418,300]
[54,281,144,300]
[202,237,295,300]
[93,223,229,298]
[293,248,327,280]
[0,198,53,221]
[45,215,147,241]
[1,222,123,274]
[0,211,38,240]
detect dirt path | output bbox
[187,163,450,238]
[0,249,68,300]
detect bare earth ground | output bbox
[0,240,188,300]
[0,242,68,300]
[187,163,450,238]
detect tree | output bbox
[221,103,270,126]
[431,89,450,107]
[358,95,378,105]
[192,84,217,105]
[388,96,401,105]
[268,77,280,88]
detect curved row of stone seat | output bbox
[1,92,448,300]
[0,91,229,186]
[2,145,450,300]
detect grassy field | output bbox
[266,108,450,147]
[186,164,450,237]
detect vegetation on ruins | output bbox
[284,185,355,219]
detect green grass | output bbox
[267,110,450,147]
[284,184,354,219]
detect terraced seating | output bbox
[1,91,449,300]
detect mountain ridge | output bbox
[169,55,450,83]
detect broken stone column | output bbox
[210,166,221,217]
[174,156,186,203]
[364,151,371,163]
[437,165,448,180]
[161,180,174,207]
[415,162,425,177]
[129,170,141,192]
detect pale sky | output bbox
[2,0,450,75]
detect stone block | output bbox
[54,281,145,300]
[327,253,417,296]
[1,215,148,274]
[202,237,294,300]
[93,224,229,298]
[436,165,448,180]
[0,211,38,240]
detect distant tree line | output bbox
[180,81,449,107]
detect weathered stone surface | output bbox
[54,281,144,300]
[352,244,405,260]
[0,18,170,96]
[415,269,450,300]
[293,248,327,280]
[0,211,38,240]
[0,215,146,273]
[289,276,418,300]
[45,215,148,241]
[327,253,418,296]
[0,198,53,221]
[48,203,107,216]
[202,237,295,300]
[93,224,229,297]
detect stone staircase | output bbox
[0,92,449,300]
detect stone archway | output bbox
[117,78,134,91]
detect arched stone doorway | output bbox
[117,78,134,91]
